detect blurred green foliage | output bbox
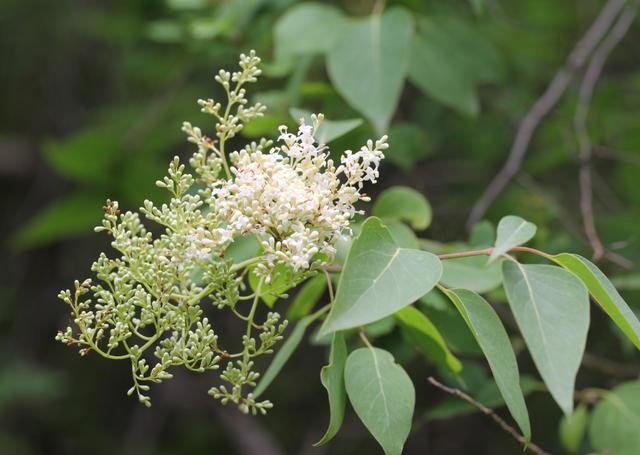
[2,0,640,453]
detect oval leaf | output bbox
[315,332,347,446]
[442,288,531,439]
[320,217,442,335]
[408,18,478,116]
[327,7,413,134]
[345,347,415,455]
[372,186,432,231]
[408,16,504,116]
[489,216,537,263]
[274,3,347,59]
[502,262,589,415]
[589,381,640,455]
[552,253,640,350]
[394,306,462,373]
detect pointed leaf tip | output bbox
[320,217,442,336]
[489,216,536,263]
[345,347,415,455]
[502,262,589,415]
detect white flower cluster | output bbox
[211,116,388,277]
[57,52,389,413]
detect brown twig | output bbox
[517,173,633,269]
[574,0,639,262]
[603,250,634,269]
[427,377,550,455]
[466,0,627,229]
[324,264,343,273]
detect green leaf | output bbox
[315,332,347,446]
[372,186,432,230]
[552,253,640,350]
[419,292,482,355]
[241,115,287,138]
[226,235,261,264]
[382,219,419,249]
[345,347,415,455]
[327,7,413,134]
[42,126,120,185]
[502,262,590,415]
[589,381,640,455]
[14,192,104,249]
[408,16,505,116]
[394,306,461,373]
[253,316,311,398]
[559,403,589,454]
[289,108,363,144]
[386,122,432,172]
[320,217,442,335]
[440,256,502,293]
[409,19,478,116]
[287,274,326,321]
[249,264,294,307]
[430,16,505,83]
[469,220,496,248]
[441,288,531,439]
[489,216,537,263]
[274,3,347,59]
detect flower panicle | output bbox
[56,51,387,413]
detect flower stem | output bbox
[230,256,261,273]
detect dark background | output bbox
[1,0,639,453]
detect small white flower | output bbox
[212,116,387,277]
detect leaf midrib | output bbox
[513,262,558,381]
[606,393,640,428]
[368,346,391,434]
[371,248,400,285]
